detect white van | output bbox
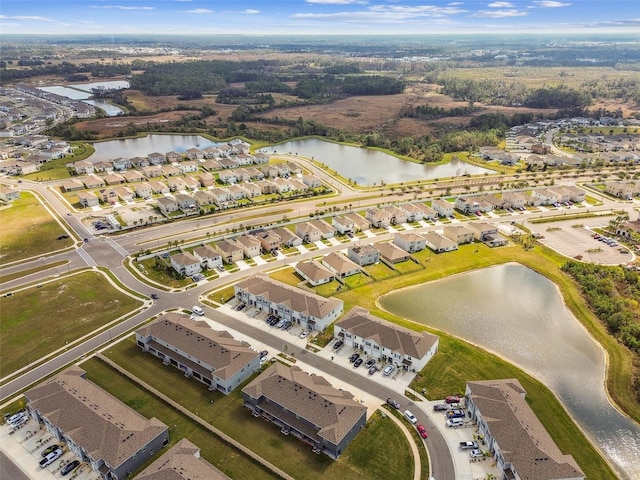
[39,448,62,468]
[446,418,464,428]
[192,306,204,316]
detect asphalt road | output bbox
[0,451,29,480]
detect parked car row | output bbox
[593,233,619,247]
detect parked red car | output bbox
[416,424,428,438]
[445,395,461,404]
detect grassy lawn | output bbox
[333,241,627,480]
[135,257,194,289]
[313,280,344,297]
[101,337,414,480]
[342,273,374,289]
[394,260,424,275]
[0,271,142,378]
[362,262,397,281]
[206,285,236,305]
[0,191,72,263]
[268,266,303,286]
[83,357,280,480]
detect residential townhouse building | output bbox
[302,175,322,188]
[174,193,198,214]
[77,191,99,208]
[467,222,507,247]
[502,191,527,210]
[255,230,282,253]
[256,179,278,194]
[382,205,408,225]
[182,176,200,191]
[335,307,439,372]
[111,158,130,171]
[167,176,187,192]
[239,182,261,198]
[170,251,202,277]
[245,167,264,180]
[136,313,259,394]
[73,159,94,175]
[100,188,119,206]
[142,165,163,179]
[192,244,222,269]
[272,178,292,193]
[61,178,85,192]
[134,182,153,200]
[332,215,355,235]
[562,185,586,202]
[294,260,335,287]
[253,152,270,164]
[309,219,335,238]
[218,170,238,184]
[234,275,343,331]
[423,231,458,253]
[242,363,366,459]
[532,188,561,206]
[114,186,135,202]
[322,251,361,278]
[296,222,323,243]
[394,232,426,253]
[236,234,262,258]
[148,152,167,164]
[216,239,244,264]
[82,175,105,189]
[157,196,180,215]
[344,213,370,232]
[398,203,424,222]
[193,190,216,207]
[605,182,638,199]
[432,199,454,218]
[235,153,255,165]
[210,188,233,206]
[104,173,126,185]
[347,244,380,266]
[272,227,303,247]
[185,148,204,161]
[218,157,238,168]
[227,185,246,200]
[202,147,221,159]
[178,161,199,174]
[129,156,149,168]
[25,367,169,480]
[122,170,145,183]
[135,438,231,480]
[197,172,215,187]
[465,379,584,480]
[375,242,410,264]
[366,208,391,228]
[202,159,222,171]
[162,165,182,177]
[149,180,169,194]
[442,224,475,245]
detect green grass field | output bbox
[0,191,72,263]
[100,337,414,480]
[0,271,142,378]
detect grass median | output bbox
[101,335,414,480]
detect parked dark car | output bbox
[433,404,448,412]
[333,340,344,350]
[41,444,60,457]
[353,358,363,368]
[61,460,80,476]
[446,409,465,419]
[368,366,378,375]
[260,350,268,358]
[349,353,360,363]
[365,358,376,368]
[386,398,400,409]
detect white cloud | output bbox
[488,1,514,7]
[306,0,368,4]
[186,8,213,14]
[534,1,571,6]
[471,8,528,17]
[0,15,53,21]
[92,5,155,10]
[242,9,260,14]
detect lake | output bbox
[379,263,640,480]
[88,134,222,162]
[38,81,129,117]
[259,138,494,184]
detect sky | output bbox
[0,0,639,36]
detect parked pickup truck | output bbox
[459,441,479,450]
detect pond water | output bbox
[88,134,222,162]
[379,263,640,480]
[38,81,129,117]
[259,138,494,184]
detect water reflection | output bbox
[259,138,494,184]
[379,264,640,480]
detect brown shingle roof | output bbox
[336,307,438,359]
[468,379,584,480]
[295,260,335,283]
[136,439,230,480]
[322,251,360,276]
[235,275,342,320]
[136,313,258,381]
[242,363,366,445]
[25,367,167,469]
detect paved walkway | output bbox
[381,407,422,480]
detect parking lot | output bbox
[526,215,634,265]
[1,415,98,480]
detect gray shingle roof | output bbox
[136,312,258,381]
[235,275,342,320]
[25,367,167,469]
[242,363,366,445]
[336,307,438,359]
[468,379,584,480]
